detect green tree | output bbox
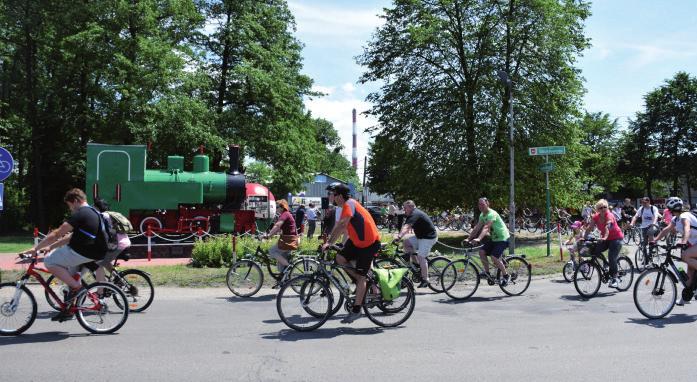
[358,0,590,210]
[577,112,622,196]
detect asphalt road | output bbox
[1,268,696,382]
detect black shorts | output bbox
[340,240,381,276]
[482,239,509,259]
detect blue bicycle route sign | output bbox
[0,147,13,182]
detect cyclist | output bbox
[321,183,381,324]
[467,197,510,286]
[620,198,636,230]
[20,188,108,321]
[652,197,697,305]
[585,199,624,288]
[564,220,585,265]
[630,196,660,261]
[393,200,438,288]
[93,198,132,283]
[264,199,298,287]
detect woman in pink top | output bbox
[585,199,624,288]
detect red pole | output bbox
[557,222,563,261]
[33,227,39,247]
[197,226,203,240]
[147,225,153,262]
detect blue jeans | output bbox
[594,239,622,277]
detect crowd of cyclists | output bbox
[3,185,697,335]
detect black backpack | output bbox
[87,206,117,252]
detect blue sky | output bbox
[289,0,697,176]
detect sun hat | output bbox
[570,221,583,230]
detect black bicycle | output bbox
[634,224,661,271]
[225,235,318,297]
[633,243,697,319]
[276,245,416,331]
[374,242,451,293]
[573,238,634,298]
[45,250,154,313]
[439,242,531,300]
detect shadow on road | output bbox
[260,326,388,341]
[549,279,571,284]
[625,313,697,328]
[559,291,616,301]
[216,294,276,303]
[0,331,72,346]
[434,295,507,304]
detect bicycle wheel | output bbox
[287,258,319,293]
[427,256,451,293]
[633,268,676,319]
[363,278,415,327]
[498,256,532,296]
[276,275,332,332]
[622,229,631,245]
[563,262,575,282]
[574,261,601,298]
[226,260,263,297]
[634,248,646,272]
[75,282,129,334]
[615,256,634,291]
[440,259,480,300]
[113,269,155,312]
[0,283,37,336]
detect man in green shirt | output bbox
[466,197,511,286]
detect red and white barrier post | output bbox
[557,222,564,261]
[34,227,39,247]
[146,225,153,262]
[232,235,237,263]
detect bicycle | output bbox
[44,250,154,312]
[0,252,129,336]
[439,242,532,300]
[622,225,641,245]
[276,245,415,331]
[225,234,319,297]
[374,242,451,293]
[633,243,697,319]
[634,224,660,271]
[573,238,634,298]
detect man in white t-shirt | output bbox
[630,197,661,262]
[653,197,697,305]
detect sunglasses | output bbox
[598,206,607,209]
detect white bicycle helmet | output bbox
[666,196,683,212]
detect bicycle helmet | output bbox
[666,196,683,212]
[325,182,342,192]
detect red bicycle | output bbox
[0,252,129,336]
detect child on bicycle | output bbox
[564,220,585,264]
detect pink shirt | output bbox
[592,211,623,241]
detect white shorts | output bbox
[406,236,437,258]
[44,245,92,274]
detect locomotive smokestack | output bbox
[352,108,357,170]
[228,145,240,175]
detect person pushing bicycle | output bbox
[20,188,108,321]
[466,197,510,286]
[321,183,381,324]
[263,199,298,288]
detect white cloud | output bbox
[288,1,385,42]
[311,85,335,96]
[341,82,356,93]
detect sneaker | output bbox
[50,310,75,322]
[64,286,85,303]
[676,297,685,306]
[500,274,511,287]
[417,280,430,288]
[271,282,280,290]
[341,310,362,324]
[478,271,490,279]
[609,278,619,288]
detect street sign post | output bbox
[529,146,566,156]
[0,183,3,211]
[0,147,14,182]
[529,146,566,256]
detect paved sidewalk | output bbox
[0,253,190,270]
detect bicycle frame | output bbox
[14,255,67,311]
[653,246,694,291]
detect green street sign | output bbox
[528,146,566,156]
[539,162,555,172]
